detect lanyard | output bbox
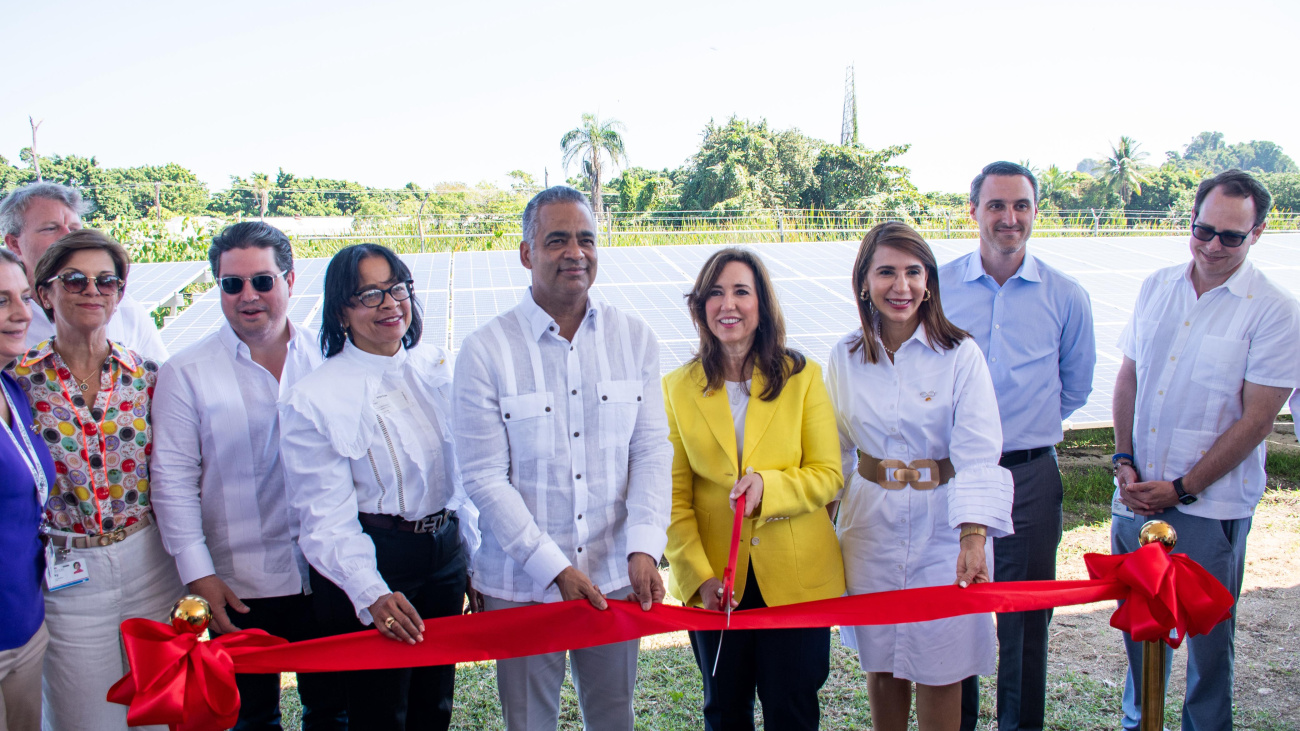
[2,383,48,507]
[52,357,118,532]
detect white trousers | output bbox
[41,522,184,731]
[484,586,638,731]
[0,622,48,731]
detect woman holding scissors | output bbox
[663,247,844,730]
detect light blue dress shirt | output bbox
[938,250,1096,452]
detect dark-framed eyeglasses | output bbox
[218,271,288,295]
[353,281,415,308]
[1191,222,1254,248]
[44,271,124,295]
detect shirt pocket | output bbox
[1164,428,1216,480]
[500,392,555,460]
[1133,318,1163,368]
[1190,335,1249,393]
[597,379,643,449]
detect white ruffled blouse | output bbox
[279,341,479,623]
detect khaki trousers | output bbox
[0,622,48,731]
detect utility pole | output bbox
[154,182,163,221]
[840,65,858,147]
[544,167,549,188]
[29,116,43,181]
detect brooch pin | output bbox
[920,390,935,402]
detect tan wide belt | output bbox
[43,512,154,549]
[857,451,955,490]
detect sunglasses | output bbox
[45,271,125,294]
[218,271,288,295]
[1191,222,1254,248]
[353,281,414,308]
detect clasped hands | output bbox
[1114,463,1177,515]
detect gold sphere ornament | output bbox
[1138,520,1178,551]
[170,595,212,634]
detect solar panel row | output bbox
[155,234,1300,428]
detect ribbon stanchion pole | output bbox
[1138,520,1177,731]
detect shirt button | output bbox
[751,537,760,546]
[573,432,579,438]
[577,546,583,553]
[890,427,897,433]
[577,514,583,519]
[1150,428,1156,433]
[1148,463,1153,469]
[994,324,1000,329]
[1184,321,1190,326]
[545,406,551,412]
[1158,390,1164,395]
[549,326,555,332]
[571,389,577,395]
[575,474,582,480]
[997,291,1003,297]
[990,356,997,363]
[1170,356,1176,361]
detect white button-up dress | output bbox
[827,327,1014,685]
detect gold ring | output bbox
[384,616,396,629]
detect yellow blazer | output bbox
[663,358,845,608]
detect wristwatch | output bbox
[1172,476,1197,505]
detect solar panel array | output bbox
[127,261,210,312]
[153,234,1300,428]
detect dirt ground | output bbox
[1052,426,1300,727]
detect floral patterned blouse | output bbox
[12,339,159,536]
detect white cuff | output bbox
[175,544,217,587]
[523,539,572,589]
[344,571,391,624]
[946,464,1015,538]
[625,524,668,564]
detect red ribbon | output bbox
[106,620,286,731]
[110,543,1234,730]
[1085,544,1234,648]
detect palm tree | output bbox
[561,113,628,214]
[1038,165,1079,208]
[1098,137,1151,206]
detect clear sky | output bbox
[4,0,1297,196]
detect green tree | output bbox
[1125,166,1201,211]
[1038,165,1087,209]
[560,113,627,214]
[1097,137,1151,206]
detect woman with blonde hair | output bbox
[828,222,1013,731]
[663,247,844,730]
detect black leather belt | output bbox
[999,446,1053,468]
[358,509,452,534]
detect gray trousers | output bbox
[962,450,1063,731]
[1112,504,1250,731]
[484,586,638,731]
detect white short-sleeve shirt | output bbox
[1118,260,1300,519]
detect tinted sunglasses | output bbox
[218,271,288,295]
[45,271,124,294]
[1191,223,1254,248]
[353,281,415,308]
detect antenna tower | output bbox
[840,65,858,146]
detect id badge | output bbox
[44,543,90,591]
[373,388,415,417]
[1111,479,1136,521]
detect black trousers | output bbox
[961,450,1063,731]
[219,593,347,731]
[310,514,468,731]
[688,566,830,731]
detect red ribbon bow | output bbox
[1085,542,1235,648]
[109,543,1236,730]
[107,619,287,731]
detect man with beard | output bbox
[940,161,1097,731]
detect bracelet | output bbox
[959,524,987,540]
[1111,452,1134,465]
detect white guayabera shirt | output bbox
[151,322,321,599]
[452,288,673,604]
[26,294,169,363]
[279,341,479,624]
[1119,259,1300,520]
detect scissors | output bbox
[711,471,750,676]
